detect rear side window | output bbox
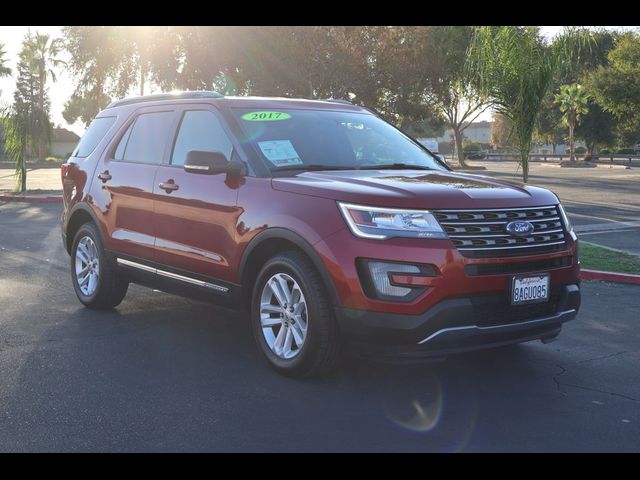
[171,110,234,166]
[72,116,116,158]
[114,111,174,164]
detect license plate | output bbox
[511,274,550,305]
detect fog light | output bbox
[368,261,420,297]
[357,259,436,301]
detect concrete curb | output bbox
[0,194,62,204]
[581,269,640,285]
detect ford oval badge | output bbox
[506,220,535,237]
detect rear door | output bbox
[91,106,178,262]
[152,106,240,283]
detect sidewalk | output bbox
[0,190,62,203]
[0,165,62,192]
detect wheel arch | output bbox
[239,228,340,310]
[65,203,105,254]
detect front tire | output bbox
[71,222,128,309]
[251,251,341,377]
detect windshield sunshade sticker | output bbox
[257,140,303,166]
[241,111,291,121]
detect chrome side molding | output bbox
[116,258,230,293]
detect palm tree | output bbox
[1,105,29,192]
[0,43,11,78]
[555,83,590,162]
[467,27,592,182]
[24,33,66,160]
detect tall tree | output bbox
[587,32,640,148]
[421,26,491,167]
[575,102,617,159]
[118,26,180,96]
[489,112,514,149]
[0,105,29,192]
[24,32,65,160]
[62,26,128,126]
[5,35,50,191]
[468,26,590,181]
[554,83,590,161]
[534,97,564,153]
[0,43,11,78]
[546,29,619,158]
[14,36,50,161]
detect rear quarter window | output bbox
[113,111,175,164]
[72,116,117,158]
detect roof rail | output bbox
[322,98,354,105]
[106,91,224,109]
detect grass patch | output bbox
[580,242,640,274]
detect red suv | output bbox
[61,91,581,377]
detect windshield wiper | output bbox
[359,163,434,171]
[272,164,353,173]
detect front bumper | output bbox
[335,283,580,361]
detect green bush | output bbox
[565,146,587,154]
[617,148,636,154]
[463,142,483,153]
[463,142,487,159]
[599,149,610,154]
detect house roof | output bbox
[52,127,80,143]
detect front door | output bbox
[153,107,241,283]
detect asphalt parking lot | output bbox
[0,200,639,452]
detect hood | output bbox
[271,169,559,209]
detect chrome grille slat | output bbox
[434,205,567,258]
[437,205,558,212]
[448,228,564,239]
[439,216,560,225]
[457,240,567,251]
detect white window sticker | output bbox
[257,140,303,167]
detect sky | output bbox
[1,26,638,136]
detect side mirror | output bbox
[184,150,229,174]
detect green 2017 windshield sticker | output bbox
[241,111,291,121]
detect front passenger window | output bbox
[171,110,234,166]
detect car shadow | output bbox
[1,285,558,452]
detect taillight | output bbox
[61,163,69,182]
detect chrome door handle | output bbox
[159,180,179,193]
[97,170,112,182]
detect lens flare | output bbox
[383,373,443,433]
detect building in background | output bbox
[0,126,79,160]
[436,121,493,154]
[435,119,584,155]
[50,127,80,158]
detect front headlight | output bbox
[557,203,573,232]
[337,202,447,240]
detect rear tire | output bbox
[251,251,341,378]
[71,222,128,309]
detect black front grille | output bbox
[434,205,568,258]
[465,256,572,276]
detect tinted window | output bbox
[171,110,233,166]
[230,109,445,172]
[118,111,174,164]
[113,122,133,161]
[72,116,116,158]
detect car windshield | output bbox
[230,108,446,173]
